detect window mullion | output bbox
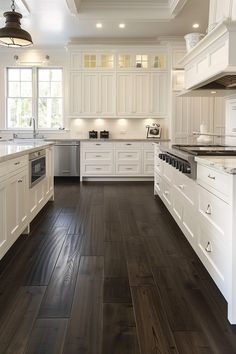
[32,67,38,128]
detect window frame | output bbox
[6,66,64,131]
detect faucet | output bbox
[30,117,37,139]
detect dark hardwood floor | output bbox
[0,179,236,354]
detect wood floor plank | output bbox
[62,256,104,354]
[173,331,214,354]
[104,241,128,278]
[102,303,140,354]
[24,227,68,286]
[125,240,155,286]
[0,286,46,354]
[131,286,179,354]
[24,319,68,354]
[38,233,83,318]
[104,277,132,303]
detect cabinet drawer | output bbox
[83,150,113,162]
[143,142,154,150]
[197,164,231,202]
[82,141,114,149]
[83,163,113,175]
[162,179,172,207]
[197,220,228,298]
[144,150,154,162]
[114,141,142,149]
[0,155,28,181]
[154,173,162,195]
[162,162,173,183]
[198,186,231,237]
[116,163,141,175]
[144,163,154,175]
[174,170,197,205]
[154,157,163,175]
[116,150,141,162]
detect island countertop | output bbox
[0,141,54,163]
[195,156,236,174]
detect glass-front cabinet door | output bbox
[150,53,167,69]
[118,54,132,69]
[101,54,114,69]
[135,54,148,69]
[83,54,97,68]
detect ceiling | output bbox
[0,0,210,46]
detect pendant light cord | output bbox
[11,0,15,12]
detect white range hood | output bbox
[179,20,236,97]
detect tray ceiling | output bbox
[0,0,210,46]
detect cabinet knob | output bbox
[205,241,212,253]
[205,204,212,215]
[178,184,184,190]
[14,162,20,165]
[18,179,23,183]
[208,174,215,180]
[164,190,169,195]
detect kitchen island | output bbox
[0,141,54,260]
[154,143,236,324]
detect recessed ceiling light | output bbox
[193,23,200,29]
[119,23,126,29]
[96,23,103,28]
[211,91,217,94]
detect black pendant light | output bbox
[0,0,33,47]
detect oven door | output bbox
[30,155,46,188]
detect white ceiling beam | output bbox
[169,0,188,17]
[66,0,80,15]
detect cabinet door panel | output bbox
[117,73,133,115]
[99,73,115,116]
[18,170,28,225]
[150,72,168,117]
[69,72,82,116]
[0,182,7,255]
[134,74,149,115]
[6,177,18,239]
[82,73,99,115]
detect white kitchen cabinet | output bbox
[69,72,82,116]
[80,141,155,180]
[0,180,7,259]
[45,147,54,198]
[150,72,168,117]
[117,73,134,115]
[81,72,115,117]
[209,0,236,28]
[172,49,186,69]
[133,73,149,115]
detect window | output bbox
[6,67,63,129]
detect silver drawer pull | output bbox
[95,167,102,170]
[208,174,215,180]
[126,167,133,170]
[18,179,23,183]
[157,164,160,167]
[205,241,212,253]
[95,155,102,157]
[126,155,133,157]
[178,184,184,190]
[96,143,101,146]
[14,162,20,165]
[205,204,212,215]
[126,143,132,146]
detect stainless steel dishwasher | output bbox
[54,140,80,177]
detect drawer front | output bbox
[144,150,154,162]
[154,173,162,195]
[162,179,172,207]
[82,141,114,149]
[83,150,113,162]
[198,186,231,237]
[83,163,113,175]
[143,142,154,150]
[116,163,141,175]
[154,144,160,155]
[197,220,228,298]
[154,157,163,175]
[162,162,173,183]
[0,155,28,180]
[114,141,142,149]
[116,150,141,162]
[197,164,231,201]
[144,163,154,175]
[174,170,197,205]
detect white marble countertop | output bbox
[0,141,53,163]
[44,138,170,142]
[195,156,236,174]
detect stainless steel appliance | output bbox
[54,140,80,177]
[29,149,46,188]
[159,144,236,180]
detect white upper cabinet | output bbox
[150,72,168,117]
[81,72,116,117]
[134,73,149,115]
[172,49,186,69]
[69,72,82,116]
[209,0,236,28]
[83,53,115,70]
[117,73,133,115]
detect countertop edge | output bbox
[0,142,54,163]
[195,156,236,175]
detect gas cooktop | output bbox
[172,144,236,156]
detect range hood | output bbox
[179,21,236,97]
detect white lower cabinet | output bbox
[0,146,54,261]
[154,151,236,323]
[80,140,154,180]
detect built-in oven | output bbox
[29,149,46,188]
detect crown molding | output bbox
[66,0,78,15]
[81,1,169,10]
[169,0,187,17]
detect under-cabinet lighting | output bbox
[119,23,126,29]
[211,91,217,94]
[96,23,103,28]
